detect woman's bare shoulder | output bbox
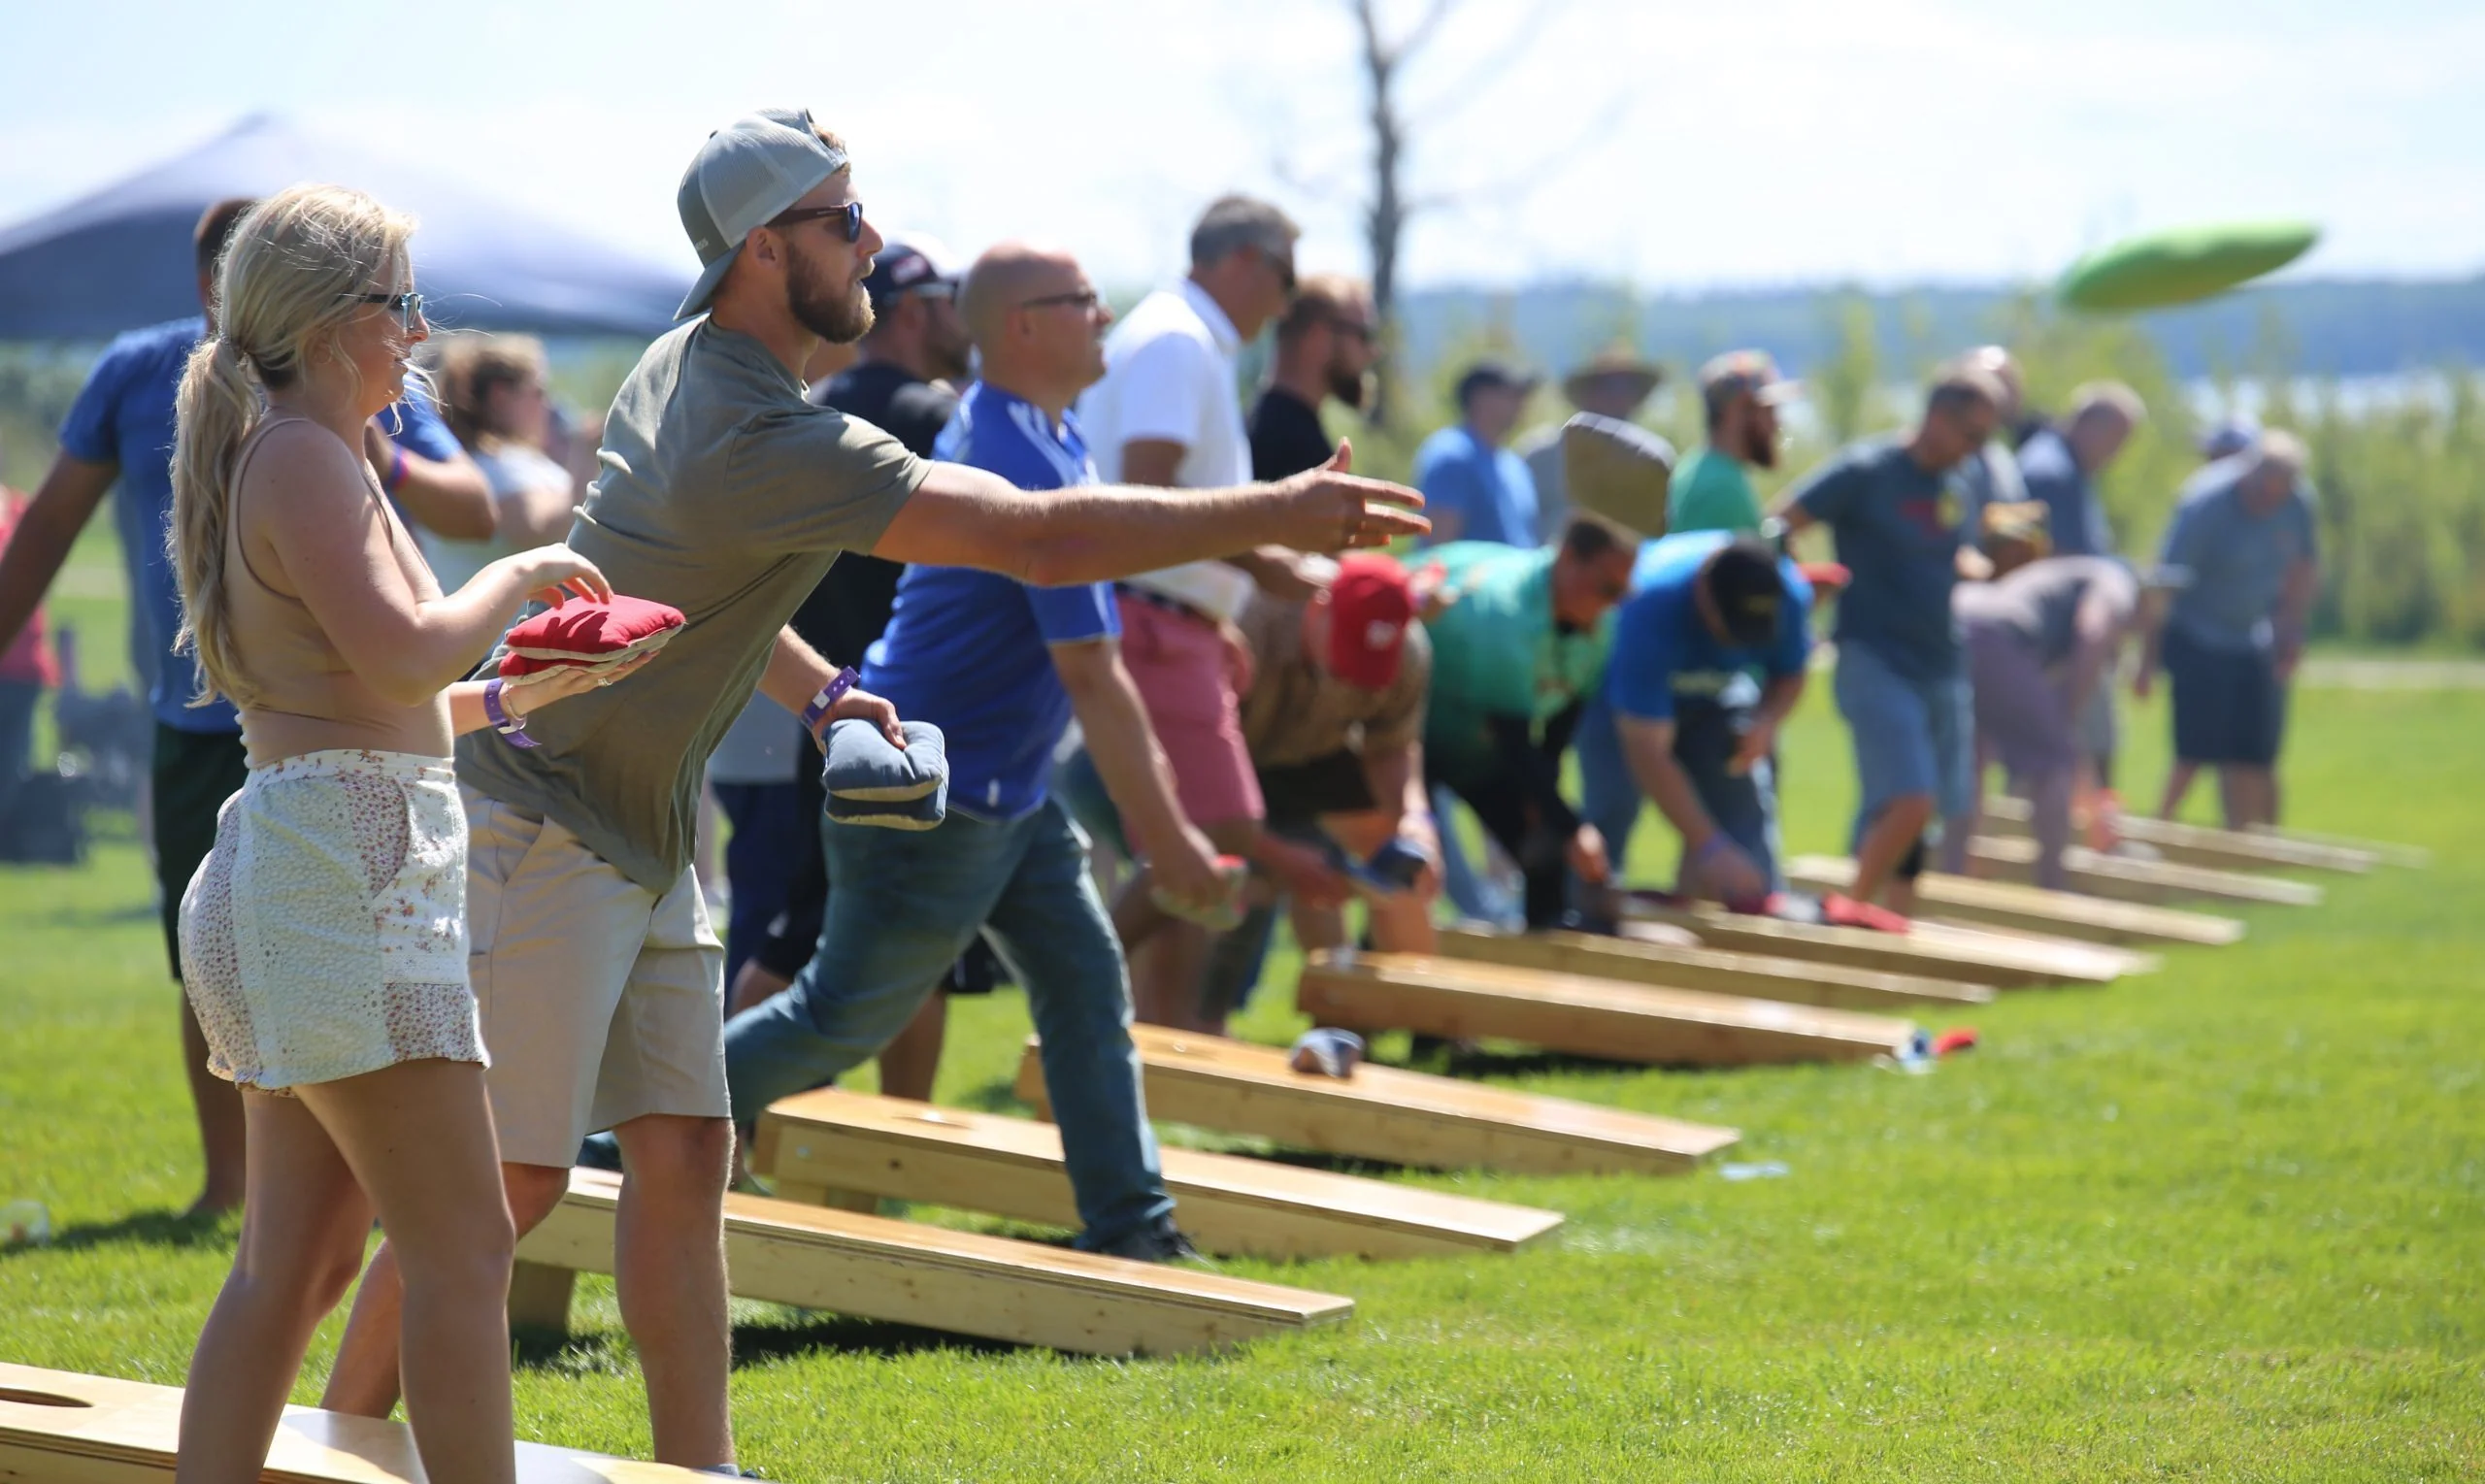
[238,418,374,515]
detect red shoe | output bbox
[1930,1027,1979,1057]
[1820,892,1911,934]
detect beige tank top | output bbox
[223,413,450,763]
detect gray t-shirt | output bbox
[2155,459,2319,653]
[2016,427,2113,557]
[1955,555,2137,664]
[457,321,926,891]
[1789,437,1973,680]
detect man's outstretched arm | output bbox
[873,443,1425,587]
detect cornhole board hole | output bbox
[1016,1027,1739,1177]
[753,1089,1562,1262]
[1623,896,2131,987]
[511,1169,1349,1357]
[1436,926,1996,1010]
[0,1359,707,1481]
[1963,835,2323,907]
[1782,855,2244,948]
[1977,795,2374,874]
[2248,822,2427,870]
[1296,951,1917,1068]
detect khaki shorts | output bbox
[463,787,728,1167]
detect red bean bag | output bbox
[497,596,684,677]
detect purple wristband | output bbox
[1690,833,1733,866]
[482,677,540,748]
[800,666,862,742]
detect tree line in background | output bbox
[1357,293,2485,652]
[2,296,2479,649]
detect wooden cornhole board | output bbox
[1435,926,1996,1010]
[0,1359,704,1482]
[1296,951,1918,1068]
[511,1169,1349,1357]
[1623,896,2133,987]
[1977,795,2376,874]
[754,1089,1562,1261]
[2248,822,2427,869]
[1782,855,2244,947]
[1963,835,2323,907]
[1015,1026,1739,1177]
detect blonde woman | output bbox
[427,333,580,590]
[168,184,628,1483]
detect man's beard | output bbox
[1742,420,1778,469]
[1326,358,1368,411]
[788,246,874,344]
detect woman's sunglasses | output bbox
[346,290,424,332]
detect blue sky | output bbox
[7,0,2482,294]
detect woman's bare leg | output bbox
[176,1092,375,1484]
[295,1059,517,1484]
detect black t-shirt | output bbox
[795,362,961,663]
[1248,385,1336,481]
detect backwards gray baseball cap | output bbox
[674,107,850,321]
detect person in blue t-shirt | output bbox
[1773,364,2003,924]
[0,198,490,1219]
[1580,533,1812,907]
[720,242,1229,1263]
[1413,360,1541,547]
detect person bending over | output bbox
[1421,513,1638,928]
[1196,553,1441,1021]
[1597,533,1813,908]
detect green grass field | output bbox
[4,573,2480,1477]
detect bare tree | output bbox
[1336,0,1612,428]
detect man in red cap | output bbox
[1197,553,1441,1023]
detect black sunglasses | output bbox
[1019,288,1104,313]
[771,200,865,244]
[345,290,424,331]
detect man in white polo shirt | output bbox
[1076,194,1350,1029]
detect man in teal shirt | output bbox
[1421,514,1638,927]
[1670,350,1798,536]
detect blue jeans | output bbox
[1577,680,1783,894]
[1832,641,1972,851]
[720,796,1174,1250]
[712,779,807,991]
[0,680,39,833]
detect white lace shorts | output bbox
[179,748,486,1093]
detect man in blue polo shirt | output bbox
[0,198,488,1218]
[1773,363,2003,922]
[1582,533,1812,907]
[720,241,1228,1262]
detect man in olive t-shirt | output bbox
[323,108,1430,1471]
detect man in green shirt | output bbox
[1421,513,1639,927]
[1669,350,1798,536]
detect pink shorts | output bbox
[1113,592,1263,847]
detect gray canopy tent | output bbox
[0,114,691,340]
